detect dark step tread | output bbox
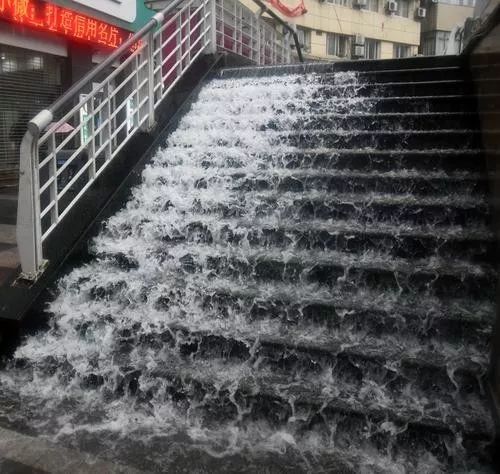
[157,356,493,438]
[147,242,496,278]
[215,60,464,80]
[166,321,489,381]
[173,167,485,180]
[203,279,496,325]
[186,113,483,133]
[206,217,494,242]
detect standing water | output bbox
[0,68,496,473]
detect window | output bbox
[327,0,349,6]
[393,42,412,58]
[436,30,450,55]
[395,0,410,16]
[421,31,450,55]
[327,33,351,58]
[422,34,436,55]
[297,27,312,52]
[365,38,381,59]
[367,0,379,11]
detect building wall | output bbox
[295,0,419,43]
[242,0,422,60]
[420,1,475,55]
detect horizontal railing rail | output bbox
[16,0,299,280]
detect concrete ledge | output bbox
[0,425,143,474]
[214,55,465,79]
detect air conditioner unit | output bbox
[354,34,365,45]
[386,1,398,12]
[353,0,368,8]
[353,45,365,58]
[415,7,426,17]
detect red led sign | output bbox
[0,0,133,49]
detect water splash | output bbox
[0,71,495,472]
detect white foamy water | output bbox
[0,71,495,473]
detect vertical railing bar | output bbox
[105,82,113,160]
[176,14,183,77]
[187,6,192,65]
[89,95,96,179]
[146,29,156,130]
[49,133,58,229]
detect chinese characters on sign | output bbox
[0,0,132,48]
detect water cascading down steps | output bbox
[0,58,497,472]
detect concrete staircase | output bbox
[1,56,497,472]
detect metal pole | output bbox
[17,116,50,280]
[146,29,157,130]
[210,0,217,53]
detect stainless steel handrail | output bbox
[16,0,295,281]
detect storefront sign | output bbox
[0,0,133,48]
[50,0,154,32]
[72,0,136,23]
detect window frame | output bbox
[326,32,351,58]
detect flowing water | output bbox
[0,71,496,473]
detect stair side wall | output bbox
[468,19,500,440]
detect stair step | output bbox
[282,129,482,152]
[216,58,464,80]
[217,65,464,85]
[282,112,483,132]
[150,355,493,439]
[193,218,493,262]
[104,208,495,263]
[200,281,494,345]
[152,166,487,197]
[193,94,492,115]
[185,148,488,173]
[91,234,496,298]
[276,149,488,173]
[171,129,484,151]
[183,111,484,133]
[154,321,490,397]
[162,245,496,298]
[179,190,490,227]
[231,168,485,194]
[308,96,492,114]
[313,79,481,98]
[206,79,477,98]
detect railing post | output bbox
[17,110,53,280]
[256,13,261,64]
[285,31,291,63]
[209,0,217,53]
[143,11,165,131]
[146,28,157,130]
[88,96,96,178]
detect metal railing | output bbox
[17,0,298,281]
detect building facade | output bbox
[419,0,476,55]
[257,0,422,61]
